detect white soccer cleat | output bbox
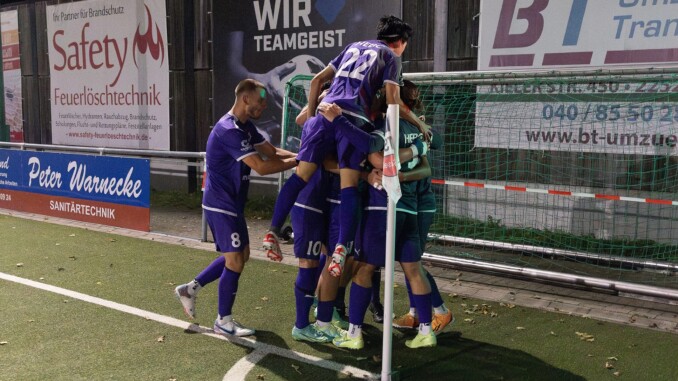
[328,244,347,277]
[213,319,255,337]
[263,231,283,261]
[174,284,196,319]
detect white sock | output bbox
[408,307,417,317]
[418,323,431,335]
[348,324,362,338]
[217,315,233,325]
[316,320,330,327]
[433,304,448,315]
[188,279,202,295]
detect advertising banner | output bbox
[478,0,678,71]
[476,0,678,155]
[46,0,169,150]
[0,149,150,231]
[212,0,400,147]
[1,10,23,142]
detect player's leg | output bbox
[369,268,384,323]
[290,206,329,343]
[418,210,453,333]
[210,213,255,337]
[328,167,362,277]
[332,208,386,350]
[174,255,225,319]
[397,212,436,348]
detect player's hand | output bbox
[318,102,342,122]
[367,168,383,190]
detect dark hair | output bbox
[376,15,413,43]
[320,81,332,92]
[402,80,422,113]
[235,78,265,97]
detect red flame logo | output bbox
[132,4,165,67]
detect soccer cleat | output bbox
[405,331,437,349]
[328,244,347,277]
[369,301,384,323]
[292,324,331,343]
[314,322,343,340]
[331,308,349,330]
[332,330,364,350]
[432,310,454,334]
[213,319,255,337]
[174,284,196,319]
[263,231,283,261]
[392,313,419,329]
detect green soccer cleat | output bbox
[405,331,437,349]
[291,324,331,343]
[331,308,349,330]
[332,331,364,350]
[314,321,343,340]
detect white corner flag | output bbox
[381,104,400,381]
[381,104,401,204]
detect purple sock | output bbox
[195,256,225,286]
[317,300,334,323]
[217,267,240,318]
[294,267,317,329]
[270,173,307,230]
[337,187,360,249]
[427,271,444,308]
[412,293,433,325]
[405,277,415,308]
[371,269,382,304]
[348,282,372,326]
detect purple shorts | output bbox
[291,205,328,260]
[204,209,249,253]
[354,210,421,266]
[297,114,373,171]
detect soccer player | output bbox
[263,15,429,280]
[319,97,434,350]
[391,81,454,334]
[174,79,297,336]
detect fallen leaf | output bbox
[157,335,165,343]
[607,356,618,361]
[58,267,65,271]
[96,282,102,285]
[291,364,302,374]
[356,357,368,361]
[0,341,8,345]
[613,371,621,376]
[69,234,76,237]
[490,312,498,318]
[255,306,263,310]
[261,297,269,302]
[516,327,526,330]
[69,256,77,260]
[28,320,35,323]
[372,355,381,362]
[55,243,61,246]
[39,277,45,280]
[108,238,116,242]
[605,362,614,369]
[575,331,595,342]
[16,263,23,267]
[464,318,475,324]
[550,331,557,336]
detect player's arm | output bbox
[296,104,310,126]
[398,155,431,182]
[254,141,296,159]
[242,153,297,176]
[367,144,421,169]
[308,66,335,118]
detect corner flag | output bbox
[381,104,401,204]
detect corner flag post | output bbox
[381,104,401,381]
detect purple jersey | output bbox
[323,40,402,122]
[202,113,266,216]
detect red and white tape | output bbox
[430,179,678,206]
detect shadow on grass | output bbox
[248,322,585,381]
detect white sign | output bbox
[478,0,678,71]
[46,0,169,150]
[474,83,678,156]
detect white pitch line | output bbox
[0,272,377,380]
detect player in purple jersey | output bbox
[174,79,297,337]
[264,16,430,282]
